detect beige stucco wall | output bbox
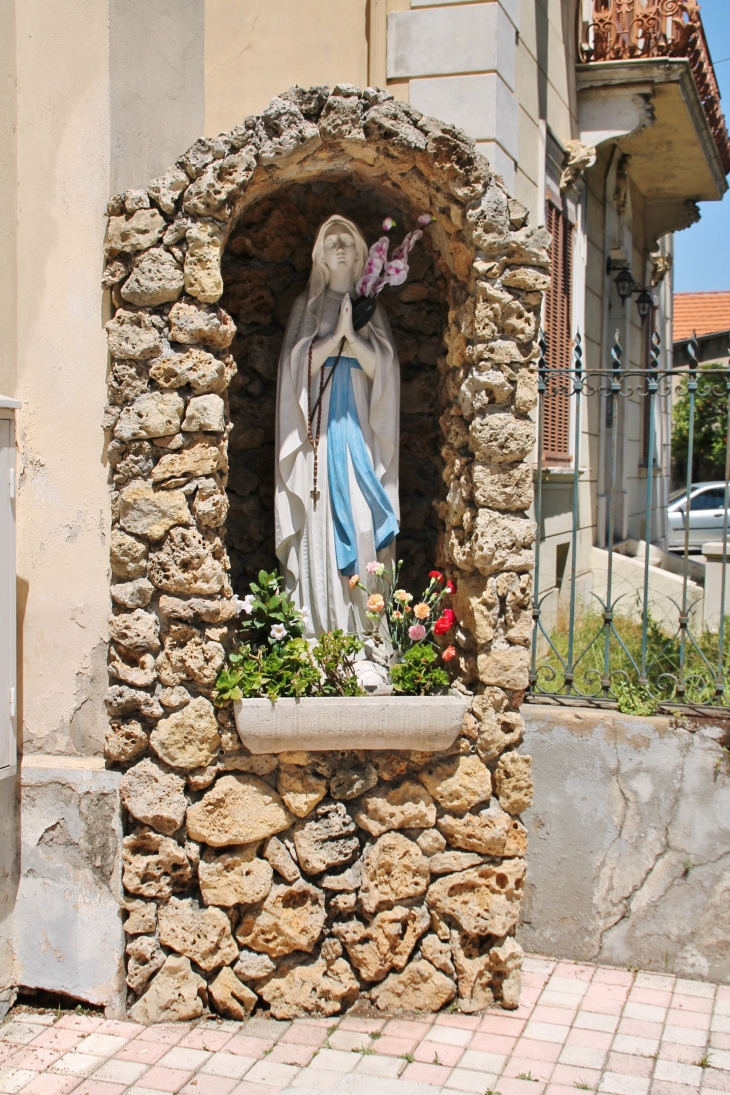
[14,0,112,758]
[204,0,369,135]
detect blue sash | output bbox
[324,356,399,577]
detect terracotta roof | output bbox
[674,291,730,342]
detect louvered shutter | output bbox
[543,201,573,466]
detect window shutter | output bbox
[543,201,573,466]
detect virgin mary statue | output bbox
[275,214,400,637]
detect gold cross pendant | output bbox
[311,487,321,508]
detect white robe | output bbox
[275,287,400,637]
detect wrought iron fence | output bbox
[526,331,730,714]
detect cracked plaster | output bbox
[519,704,730,982]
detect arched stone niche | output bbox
[102,87,548,1021]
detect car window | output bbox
[691,488,726,511]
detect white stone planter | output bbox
[233,694,470,753]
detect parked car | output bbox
[667,481,730,552]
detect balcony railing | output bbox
[578,0,730,174]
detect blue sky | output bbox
[674,0,730,292]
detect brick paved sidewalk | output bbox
[1,956,729,1095]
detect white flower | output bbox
[270,624,288,641]
[299,607,310,626]
[232,594,255,616]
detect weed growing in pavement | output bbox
[698,1052,713,1069]
[517,1072,536,1082]
[400,1051,415,1063]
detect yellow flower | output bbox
[348,574,360,589]
[367,593,385,613]
[413,602,430,620]
[393,589,413,603]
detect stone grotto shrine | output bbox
[102,86,544,1021]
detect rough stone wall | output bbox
[101,86,546,1020]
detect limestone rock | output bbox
[263,836,300,883]
[198,845,273,907]
[168,302,235,349]
[129,955,206,1023]
[360,832,430,914]
[209,967,257,1020]
[118,483,191,541]
[364,100,428,152]
[427,859,526,937]
[108,646,156,688]
[236,880,326,958]
[495,752,533,814]
[453,511,535,579]
[450,930,493,1013]
[106,309,162,360]
[320,859,362,892]
[150,696,220,770]
[108,609,160,653]
[182,394,225,433]
[148,527,226,595]
[502,266,551,292]
[105,684,163,721]
[277,765,327,818]
[258,97,322,164]
[234,949,276,981]
[175,635,226,688]
[353,780,436,837]
[418,754,491,815]
[105,718,148,764]
[328,756,378,801]
[421,933,455,978]
[115,391,185,442]
[470,414,535,464]
[192,483,228,528]
[183,146,257,219]
[159,595,237,624]
[158,896,238,971]
[106,207,166,256]
[186,774,291,847]
[122,829,193,899]
[293,801,360,874]
[438,802,528,857]
[111,578,154,609]
[474,704,524,763]
[185,222,224,303]
[148,166,189,214]
[416,828,446,857]
[219,751,278,776]
[489,936,523,1009]
[151,439,226,482]
[111,530,148,579]
[257,952,358,1020]
[122,897,157,935]
[333,905,430,981]
[120,758,187,836]
[477,647,531,690]
[473,462,533,512]
[429,851,485,874]
[150,347,235,394]
[121,248,184,307]
[126,934,165,994]
[319,94,365,142]
[371,959,455,1012]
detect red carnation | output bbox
[442,645,457,662]
[429,570,444,582]
[433,608,456,635]
[446,579,457,594]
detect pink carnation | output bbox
[366,561,380,574]
[408,624,426,641]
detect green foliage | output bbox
[237,570,306,651]
[312,630,364,696]
[672,366,729,482]
[537,605,730,708]
[390,642,450,696]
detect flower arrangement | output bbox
[350,214,432,331]
[350,561,458,695]
[215,571,364,703]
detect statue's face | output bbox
[322,225,358,278]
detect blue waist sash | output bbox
[324,355,399,577]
